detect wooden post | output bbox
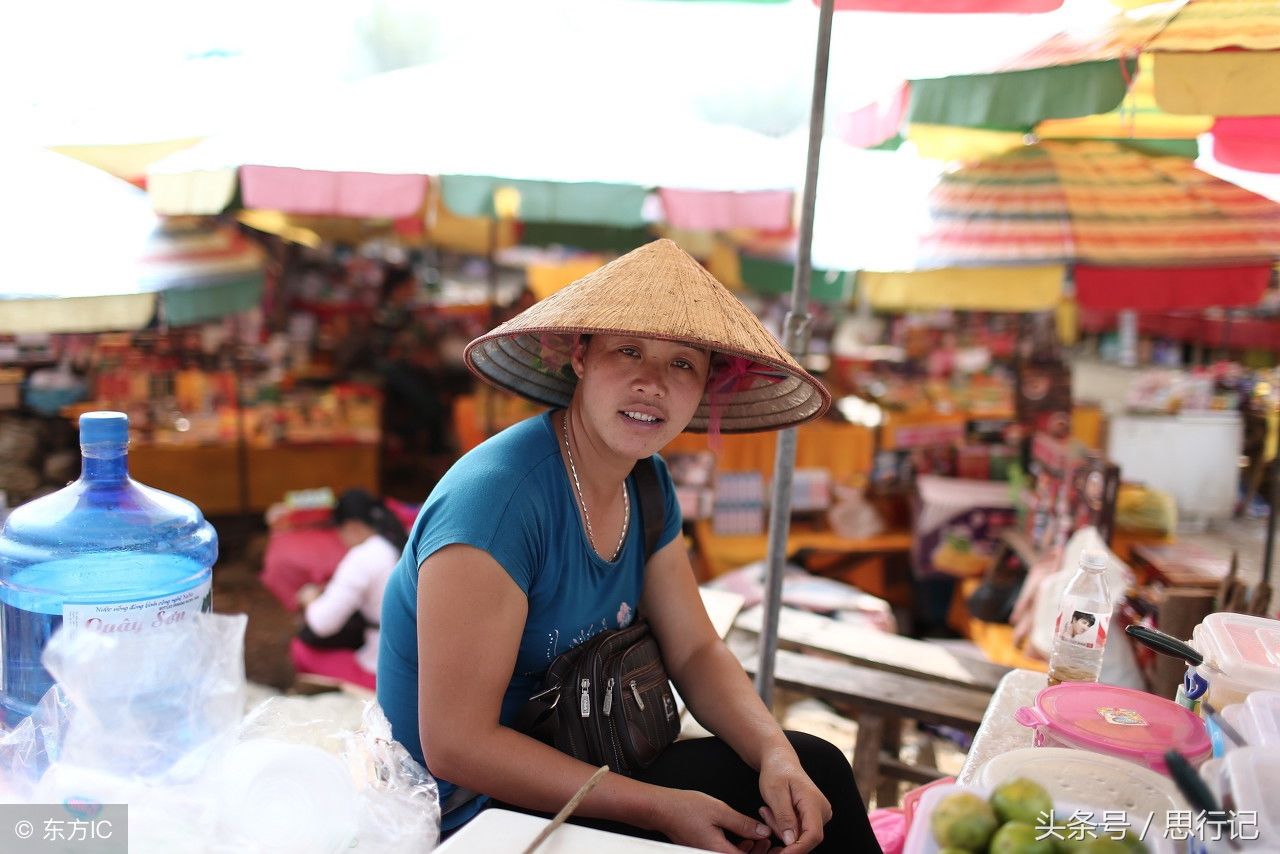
[876,717,904,808]
[851,712,884,807]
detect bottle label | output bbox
[1054,603,1109,650]
[62,580,212,637]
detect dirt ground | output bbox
[209,514,299,692]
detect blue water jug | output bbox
[0,411,217,726]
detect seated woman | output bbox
[290,489,406,691]
[378,240,881,852]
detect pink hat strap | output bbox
[706,356,788,449]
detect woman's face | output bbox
[571,334,710,459]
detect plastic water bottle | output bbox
[0,411,217,726]
[1047,550,1111,686]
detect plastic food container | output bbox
[1014,683,1211,774]
[1198,746,1280,852]
[977,747,1187,838]
[1192,613,1280,709]
[1220,689,1280,750]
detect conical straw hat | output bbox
[465,239,830,433]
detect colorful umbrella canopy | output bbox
[823,0,1062,8]
[809,139,1280,310]
[146,61,804,232]
[1198,133,1280,200]
[1,150,265,333]
[904,0,1179,129]
[1033,54,1210,157]
[903,0,1280,133]
[855,57,1212,163]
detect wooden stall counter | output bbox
[1128,541,1230,590]
[689,517,913,605]
[663,418,875,481]
[130,441,379,515]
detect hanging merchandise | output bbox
[0,412,217,726]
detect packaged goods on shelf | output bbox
[788,469,833,513]
[712,472,766,536]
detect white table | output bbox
[956,668,1046,785]
[435,808,707,853]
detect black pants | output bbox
[490,731,881,852]
[297,612,369,650]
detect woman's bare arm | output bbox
[641,540,832,852]
[639,539,787,769]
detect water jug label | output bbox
[1054,604,1108,650]
[1097,706,1146,727]
[62,580,212,637]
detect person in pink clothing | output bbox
[290,489,406,690]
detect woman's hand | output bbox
[296,583,322,609]
[756,748,832,853]
[653,788,773,854]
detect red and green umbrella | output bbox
[900,0,1280,165]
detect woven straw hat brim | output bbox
[467,326,829,433]
[463,238,831,433]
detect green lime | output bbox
[931,791,998,852]
[1054,818,1098,854]
[989,778,1055,826]
[989,820,1058,854]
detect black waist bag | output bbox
[514,458,681,775]
[516,620,681,776]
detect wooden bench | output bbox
[734,604,1010,693]
[733,604,1005,805]
[710,592,999,805]
[738,648,990,805]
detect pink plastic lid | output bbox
[1014,683,1211,771]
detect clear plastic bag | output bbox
[0,682,73,801]
[1,613,439,852]
[43,611,248,782]
[1,612,245,798]
[230,695,440,853]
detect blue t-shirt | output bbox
[377,411,682,830]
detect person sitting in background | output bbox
[291,489,407,690]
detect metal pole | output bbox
[1264,455,1278,586]
[485,214,500,437]
[1118,309,1138,368]
[754,0,835,708]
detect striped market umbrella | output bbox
[809,139,1280,311]
[0,149,265,334]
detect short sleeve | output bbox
[410,468,547,596]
